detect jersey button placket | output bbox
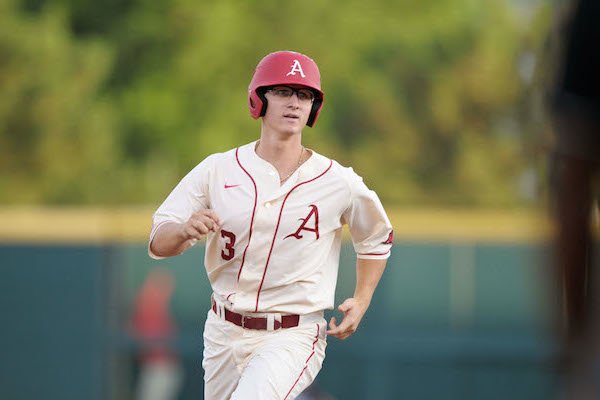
[235,194,278,312]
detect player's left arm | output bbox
[329,165,392,340]
[327,258,387,340]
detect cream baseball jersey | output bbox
[149,141,393,315]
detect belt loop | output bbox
[211,294,218,319]
[267,314,275,331]
[212,295,224,320]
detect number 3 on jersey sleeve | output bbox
[220,230,236,260]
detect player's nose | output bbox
[287,93,301,107]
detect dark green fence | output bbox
[1,241,560,400]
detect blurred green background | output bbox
[0,0,563,399]
[0,0,551,207]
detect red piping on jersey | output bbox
[283,324,320,400]
[359,249,391,256]
[254,160,333,312]
[235,147,259,281]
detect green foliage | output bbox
[0,0,550,206]
[0,1,116,204]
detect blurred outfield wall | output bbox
[0,207,561,400]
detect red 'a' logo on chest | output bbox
[284,204,320,240]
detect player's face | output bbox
[262,85,314,135]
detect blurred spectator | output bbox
[131,268,183,400]
[549,0,600,398]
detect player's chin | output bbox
[280,118,305,131]
[279,127,302,136]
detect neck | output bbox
[255,129,303,163]
[255,131,307,184]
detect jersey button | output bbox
[264,202,272,209]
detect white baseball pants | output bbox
[202,309,327,400]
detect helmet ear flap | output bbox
[306,97,323,127]
[256,88,269,117]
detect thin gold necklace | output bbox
[280,146,305,183]
[256,140,305,183]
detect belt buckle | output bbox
[241,315,246,329]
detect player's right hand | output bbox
[181,209,221,241]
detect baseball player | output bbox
[149,50,393,400]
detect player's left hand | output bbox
[326,297,369,340]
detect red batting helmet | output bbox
[248,51,324,127]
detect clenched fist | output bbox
[181,209,222,241]
[150,209,222,258]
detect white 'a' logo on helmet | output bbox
[286,60,306,78]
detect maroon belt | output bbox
[212,303,300,330]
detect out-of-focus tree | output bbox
[0,0,116,204]
[311,0,540,207]
[0,0,550,206]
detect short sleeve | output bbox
[148,154,218,259]
[341,168,393,260]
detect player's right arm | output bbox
[150,209,221,257]
[149,153,221,259]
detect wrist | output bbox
[176,223,190,241]
[353,295,372,308]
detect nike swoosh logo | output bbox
[224,184,240,189]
